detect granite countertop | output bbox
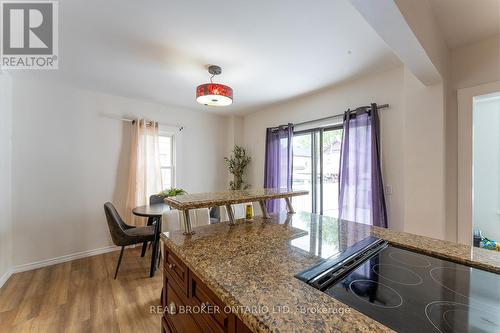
[160,212,500,333]
[163,188,308,210]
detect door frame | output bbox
[457,80,500,245]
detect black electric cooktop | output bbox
[296,237,500,333]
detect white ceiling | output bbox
[20,0,401,114]
[430,0,500,49]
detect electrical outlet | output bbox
[384,185,393,195]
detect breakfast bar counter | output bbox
[160,212,500,333]
[163,188,308,233]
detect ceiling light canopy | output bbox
[196,65,233,107]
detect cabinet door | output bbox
[165,282,203,333]
[236,318,253,333]
[164,246,188,296]
[189,272,233,333]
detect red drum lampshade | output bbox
[196,65,233,107]
[196,83,233,106]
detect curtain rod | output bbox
[121,117,184,131]
[98,113,184,131]
[293,104,389,128]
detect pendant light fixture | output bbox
[196,65,233,107]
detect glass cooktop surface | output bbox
[324,245,500,332]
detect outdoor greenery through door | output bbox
[292,126,343,217]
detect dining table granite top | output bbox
[160,212,500,333]
[163,188,308,210]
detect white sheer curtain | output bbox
[126,119,163,225]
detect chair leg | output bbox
[141,242,148,257]
[114,246,125,279]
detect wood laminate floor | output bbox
[0,248,162,333]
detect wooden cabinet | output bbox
[236,318,253,333]
[189,272,234,333]
[162,245,252,333]
[164,281,204,333]
[164,248,188,296]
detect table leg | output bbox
[225,204,236,225]
[259,200,271,219]
[285,197,295,214]
[150,216,161,277]
[182,210,195,235]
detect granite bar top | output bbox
[163,188,308,210]
[160,212,500,333]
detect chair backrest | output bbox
[220,204,246,222]
[191,208,210,227]
[209,206,220,218]
[104,202,130,246]
[162,210,183,233]
[162,208,210,233]
[150,194,164,205]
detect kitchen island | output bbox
[160,212,500,333]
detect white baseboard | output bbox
[0,244,144,289]
[10,245,121,275]
[0,268,13,289]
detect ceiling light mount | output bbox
[196,65,233,107]
[208,65,222,76]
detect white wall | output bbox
[402,67,446,239]
[473,97,500,242]
[0,73,13,282]
[10,76,230,267]
[225,116,245,186]
[242,66,447,239]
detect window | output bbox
[159,134,174,189]
[292,126,343,217]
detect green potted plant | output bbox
[224,145,251,190]
[157,187,187,198]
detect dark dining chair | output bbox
[149,194,164,205]
[209,206,221,224]
[140,194,165,257]
[104,202,156,279]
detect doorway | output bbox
[472,92,500,247]
[458,81,500,245]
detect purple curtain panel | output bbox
[338,104,387,228]
[264,123,294,213]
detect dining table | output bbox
[132,203,169,277]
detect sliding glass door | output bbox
[292,126,343,216]
[321,128,343,217]
[292,133,313,213]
